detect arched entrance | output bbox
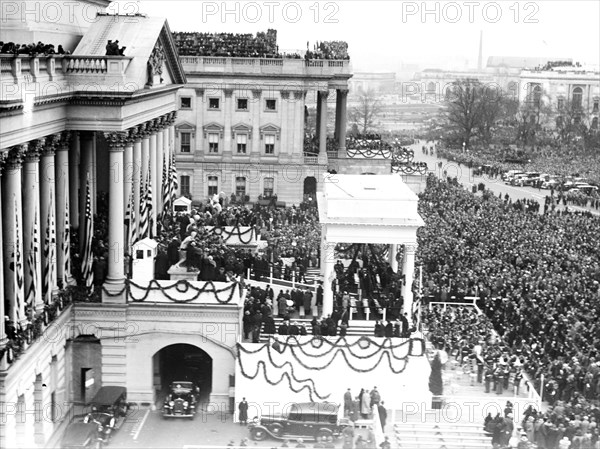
[303,176,317,197]
[152,344,212,403]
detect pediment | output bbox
[259,123,280,140]
[231,123,253,139]
[203,122,224,138]
[176,121,196,131]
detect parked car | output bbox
[503,170,525,183]
[516,172,542,186]
[541,179,559,190]
[248,402,349,442]
[83,411,116,444]
[163,381,199,419]
[60,423,102,449]
[85,386,128,442]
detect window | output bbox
[237,98,248,110]
[180,175,190,196]
[236,134,247,154]
[532,85,542,108]
[235,177,246,197]
[208,133,219,153]
[263,177,274,197]
[180,132,191,153]
[572,87,583,109]
[593,100,599,113]
[208,176,218,196]
[557,98,564,110]
[209,98,220,109]
[180,97,191,109]
[265,99,277,111]
[265,135,275,154]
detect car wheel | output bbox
[269,423,283,437]
[316,429,332,441]
[250,428,267,441]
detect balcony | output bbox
[180,57,351,77]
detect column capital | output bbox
[318,90,330,99]
[42,133,61,156]
[139,122,153,139]
[6,144,27,168]
[0,150,7,174]
[104,131,129,151]
[25,138,44,162]
[56,131,73,151]
[163,111,177,127]
[404,243,417,254]
[128,125,142,143]
[252,89,262,100]
[224,88,234,98]
[280,90,291,100]
[337,88,349,96]
[293,90,307,100]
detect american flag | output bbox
[146,162,153,238]
[62,187,71,288]
[26,210,39,320]
[81,175,94,293]
[161,154,169,219]
[138,174,149,240]
[13,197,25,323]
[169,152,178,204]
[43,198,56,303]
[125,187,137,250]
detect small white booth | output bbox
[173,196,192,214]
[131,238,158,281]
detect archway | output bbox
[152,344,213,403]
[303,176,317,196]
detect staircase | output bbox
[393,411,492,449]
[259,317,378,343]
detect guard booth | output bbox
[173,196,192,214]
[132,238,158,281]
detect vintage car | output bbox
[248,402,349,442]
[60,422,102,449]
[85,386,128,442]
[163,381,199,418]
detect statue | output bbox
[147,41,166,87]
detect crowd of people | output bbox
[418,175,600,447]
[0,41,67,56]
[173,30,349,60]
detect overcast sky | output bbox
[110,1,600,72]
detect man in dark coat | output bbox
[238,398,249,425]
[288,322,299,336]
[384,321,394,338]
[167,237,181,266]
[377,401,387,431]
[154,245,170,280]
[278,320,289,335]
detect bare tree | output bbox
[348,90,382,134]
[443,79,485,149]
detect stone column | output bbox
[141,125,150,196]
[68,131,79,229]
[168,117,176,194]
[401,244,417,319]
[123,133,133,216]
[2,145,26,325]
[55,132,72,287]
[132,126,143,236]
[79,132,95,248]
[223,89,233,161]
[321,240,336,317]
[318,90,329,155]
[337,89,348,158]
[104,132,127,289]
[389,243,398,272]
[0,152,6,364]
[334,90,342,141]
[40,134,60,301]
[23,139,43,317]
[149,121,158,237]
[21,385,36,448]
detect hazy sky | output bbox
[110,1,600,72]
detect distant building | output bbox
[349,72,396,94]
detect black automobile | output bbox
[162,381,199,419]
[60,422,102,449]
[248,402,349,442]
[85,386,128,443]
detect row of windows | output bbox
[179,132,275,155]
[530,85,599,111]
[178,175,274,198]
[180,97,277,112]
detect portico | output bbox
[317,174,424,319]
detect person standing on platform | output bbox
[344,388,353,416]
[361,389,371,419]
[378,401,387,431]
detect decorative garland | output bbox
[391,163,428,175]
[127,279,239,304]
[206,225,256,245]
[346,147,392,159]
[237,346,331,402]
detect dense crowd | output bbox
[418,176,600,447]
[173,30,349,60]
[0,41,68,56]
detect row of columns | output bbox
[0,111,177,359]
[320,241,417,320]
[315,88,348,157]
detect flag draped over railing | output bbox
[81,176,94,293]
[62,189,71,288]
[13,197,24,323]
[26,210,39,319]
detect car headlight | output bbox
[169,401,174,406]
[183,401,189,408]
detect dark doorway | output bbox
[153,344,212,404]
[303,177,317,196]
